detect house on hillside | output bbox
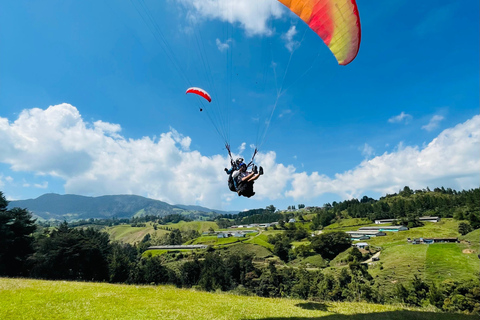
[233,232,246,238]
[411,237,458,244]
[350,235,370,241]
[429,237,458,243]
[346,231,386,237]
[419,216,441,223]
[359,226,408,232]
[374,219,396,224]
[353,242,369,249]
[217,233,231,238]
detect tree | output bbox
[31,223,110,281]
[0,196,37,277]
[458,222,473,235]
[310,231,351,260]
[266,205,276,213]
[273,238,292,262]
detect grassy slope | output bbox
[324,218,373,230]
[1,278,476,320]
[363,220,479,285]
[105,223,169,244]
[104,221,219,244]
[425,243,480,283]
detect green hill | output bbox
[8,193,229,221]
[1,278,476,320]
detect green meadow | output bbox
[1,278,476,320]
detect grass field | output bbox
[222,243,273,259]
[105,223,169,244]
[104,221,219,244]
[1,278,477,320]
[425,243,480,283]
[324,218,374,230]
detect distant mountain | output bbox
[174,204,237,215]
[8,193,237,221]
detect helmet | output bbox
[235,157,244,164]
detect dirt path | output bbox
[364,251,381,263]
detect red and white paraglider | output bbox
[186,87,211,111]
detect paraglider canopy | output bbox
[186,87,212,102]
[277,0,361,65]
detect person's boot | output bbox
[259,166,264,175]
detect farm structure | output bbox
[350,235,370,241]
[375,216,440,224]
[146,245,207,250]
[410,237,458,244]
[419,216,441,223]
[353,242,369,249]
[346,231,386,237]
[230,222,278,229]
[359,226,409,232]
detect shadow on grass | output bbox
[295,302,328,311]
[242,310,478,320]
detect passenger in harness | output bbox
[225,158,244,192]
[232,162,263,198]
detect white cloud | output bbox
[388,111,412,124]
[278,109,292,118]
[179,0,284,36]
[0,104,230,208]
[0,104,478,208]
[360,143,375,159]
[286,115,480,200]
[422,115,444,131]
[282,25,299,52]
[34,182,48,189]
[216,38,232,52]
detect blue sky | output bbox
[0,0,478,212]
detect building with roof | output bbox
[359,226,408,232]
[346,231,386,237]
[353,242,369,249]
[147,245,207,250]
[374,219,396,224]
[419,216,441,222]
[350,235,370,241]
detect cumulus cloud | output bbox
[422,115,444,131]
[0,103,478,208]
[282,25,299,52]
[0,104,229,208]
[286,115,480,200]
[388,112,412,124]
[179,0,284,36]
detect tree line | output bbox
[311,187,479,230]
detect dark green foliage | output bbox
[198,252,232,291]
[458,222,473,235]
[0,192,37,276]
[30,222,110,281]
[179,258,202,287]
[109,242,137,283]
[311,209,335,229]
[133,256,170,284]
[314,188,479,226]
[273,238,292,262]
[310,231,352,260]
